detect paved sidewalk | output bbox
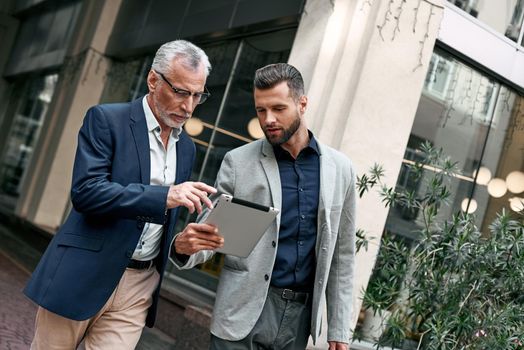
[0,222,176,350]
[0,250,36,349]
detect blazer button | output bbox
[137,222,144,229]
[264,274,269,281]
[126,250,133,258]
[272,241,276,248]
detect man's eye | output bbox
[175,90,191,97]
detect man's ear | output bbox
[147,70,158,93]
[299,95,308,114]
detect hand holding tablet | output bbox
[204,194,279,257]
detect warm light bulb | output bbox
[506,171,524,194]
[184,118,204,136]
[487,178,507,198]
[461,198,477,213]
[247,118,264,139]
[508,197,524,212]
[473,166,491,185]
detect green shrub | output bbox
[355,142,524,349]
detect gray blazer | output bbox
[171,138,356,343]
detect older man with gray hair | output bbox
[24,40,224,349]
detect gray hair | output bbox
[254,63,304,100]
[151,40,211,76]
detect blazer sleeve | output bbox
[70,106,169,224]
[170,151,237,269]
[326,163,357,343]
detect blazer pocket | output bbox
[55,232,104,252]
[223,254,250,272]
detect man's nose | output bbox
[265,112,277,124]
[181,97,196,114]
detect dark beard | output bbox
[264,114,301,146]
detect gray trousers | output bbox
[209,287,312,350]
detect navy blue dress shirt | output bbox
[271,132,320,292]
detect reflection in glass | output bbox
[508,196,524,211]
[506,170,524,193]
[0,73,58,198]
[393,48,524,234]
[461,197,477,213]
[448,0,524,44]
[360,46,524,342]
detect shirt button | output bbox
[264,274,269,281]
[300,214,305,220]
[272,241,276,247]
[299,241,303,246]
[299,188,304,192]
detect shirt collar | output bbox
[273,130,321,159]
[142,95,182,139]
[307,130,321,155]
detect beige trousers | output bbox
[31,267,160,350]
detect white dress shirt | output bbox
[132,96,181,261]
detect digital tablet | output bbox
[204,194,279,257]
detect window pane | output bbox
[385,49,499,239]
[0,73,58,198]
[448,0,524,44]
[359,46,524,343]
[471,88,524,229]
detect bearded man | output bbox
[172,63,357,350]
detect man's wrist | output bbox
[172,233,190,263]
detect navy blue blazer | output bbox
[24,98,195,327]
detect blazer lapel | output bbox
[316,144,336,252]
[175,136,189,185]
[260,140,282,229]
[130,98,150,185]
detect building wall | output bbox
[15,0,123,229]
[289,0,444,347]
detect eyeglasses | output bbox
[155,70,210,105]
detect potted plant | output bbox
[353,142,524,349]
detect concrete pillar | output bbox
[16,0,123,230]
[288,0,444,347]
